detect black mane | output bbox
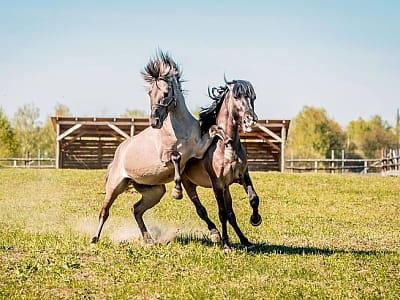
[141,50,183,84]
[199,79,256,134]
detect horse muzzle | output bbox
[150,107,167,129]
[150,117,162,129]
[243,114,258,133]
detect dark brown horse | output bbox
[182,79,262,250]
[91,52,222,244]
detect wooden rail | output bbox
[286,158,381,174]
[287,149,400,175]
[0,158,56,168]
[286,150,380,174]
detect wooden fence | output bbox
[0,157,56,168]
[286,149,400,175]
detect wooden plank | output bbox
[254,133,281,152]
[281,125,287,172]
[56,123,60,169]
[256,124,282,142]
[57,124,83,141]
[57,121,149,126]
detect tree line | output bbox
[0,103,399,159]
[0,103,147,158]
[287,106,400,159]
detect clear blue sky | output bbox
[1,0,399,126]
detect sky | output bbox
[1,0,399,126]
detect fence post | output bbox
[314,160,318,173]
[341,149,345,174]
[38,149,41,167]
[290,151,294,173]
[382,149,386,175]
[331,150,335,174]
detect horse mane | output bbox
[141,50,183,84]
[199,79,256,134]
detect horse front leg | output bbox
[223,187,253,248]
[212,185,231,251]
[242,168,262,226]
[171,152,183,200]
[193,125,226,159]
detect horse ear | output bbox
[224,74,229,84]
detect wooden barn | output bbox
[52,117,290,172]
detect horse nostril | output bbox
[151,117,160,128]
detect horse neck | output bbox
[216,95,241,145]
[164,93,197,134]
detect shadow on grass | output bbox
[176,234,392,256]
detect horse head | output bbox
[225,79,258,133]
[203,78,258,134]
[142,51,183,129]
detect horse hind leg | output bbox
[91,177,129,244]
[131,183,166,245]
[182,175,221,243]
[171,152,183,200]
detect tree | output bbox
[347,115,396,158]
[0,108,19,157]
[288,106,346,158]
[12,103,42,157]
[120,109,147,118]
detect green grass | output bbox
[0,169,399,299]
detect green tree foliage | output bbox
[120,109,147,118]
[12,103,42,157]
[288,106,346,158]
[347,115,397,158]
[0,108,19,157]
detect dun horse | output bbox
[182,79,262,250]
[91,52,222,244]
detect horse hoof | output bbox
[91,236,99,244]
[246,243,256,251]
[172,188,183,200]
[143,233,155,246]
[223,245,232,253]
[250,214,262,227]
[210,229,221,243]
[143,238,155,246]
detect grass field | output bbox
[0,169,399,299]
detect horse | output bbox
[91,52,223,244]
[181,78,262,250]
